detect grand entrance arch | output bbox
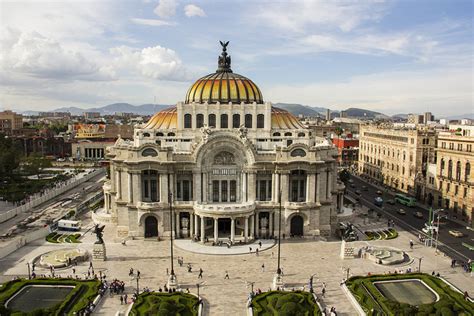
[144,216,158,238]
[290,215,304,237]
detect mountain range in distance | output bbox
[20,102,473,120]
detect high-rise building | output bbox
[358,125,436,199]
[407,114,424,124]
[0,110,23,134]
[326,109,331,121]
[424,112,434,124]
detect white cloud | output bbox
[264,68,472,116]
[0,30,115,81]
[110,45,189,81]
[154,0,178,18]
[184,4,206,17]
[131,18,176,26]
[253,0,388,33]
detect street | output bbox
[345,174,474,262]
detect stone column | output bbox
[269,212,274,237]
[190,213,194,238]
[202,173,208,203]
[128,172,133,203]
[160,174,169,204]
[104,193,109,210]
[116,170,122,200]
[200,216,205,243]
[316,173,321,203]
[248,172,256,201]
[193,172,201,203]
[214,218,218,242]
[242,172,247,202]
[244,216,249,242]
[307,173,316,203]
[327,170,332,199]
[230,218,235,242]
[175,212,180,238]
[255,213,260,238]
[169,173,175,200]
[273,172,280,202]
[250,215,254,238]
[281,173,289,203]
[194,214,199,237]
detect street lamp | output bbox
[277,189,282,276]
[136,275,140,295]
[168,192,177,288]
[26,262,31,280]
[429,208,444,248]
[418,257,423,272]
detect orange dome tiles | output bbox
[271,107,305,129]
[185,72,263,104]
[143,106,177,129]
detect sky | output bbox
[0,0,472,117]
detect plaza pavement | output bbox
[0,212,473,316]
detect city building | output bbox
[424,112,434,124]
[434,129,473,226]
[332,136,359,167]
[325,109,331,121]
[340,110,348,118]
[0,110,23,134]
[358,125,436,199]
[100,44,344,241]
[84,112,101,120]
[407,114,424,124]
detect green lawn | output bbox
[0,278,101,316]
[346,273,474,316]
[130,292,199,316]
[251,290,322,316]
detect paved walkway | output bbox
[0,212,473,316]
[174,239,275,255]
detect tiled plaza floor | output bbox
[0,214,472,316]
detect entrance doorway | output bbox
[144,216,158,238]
[290,215,304,237]
[218,218,231,236]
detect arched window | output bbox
[156,132,164,137]
[465,162,470,182]
[168,132,175,136]
[273,132,281,137]
[208,114,216,128]
[196,114,204,128]
[456,161,461,181]
[184,114,192,128]
[297,132,305,137]
[142,148,158,157]
[232,114,240,128]
[440,158,445,172]
[244,114,252,128]
[448,159,453,179]
[257,114,264,128]
[291,149,306,157]
[220,114,228,128]
[284,132,292,137]
[143,132,150,137]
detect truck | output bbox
[57,219,82,231]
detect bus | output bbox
[394,194,416,207]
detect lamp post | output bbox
[26,262,31,280]
[434,212,447,253]
[136,275,140,295]
[418,257,423,272]
[168,192,177,288]
[196,283,200,298]
[277,189,282,276]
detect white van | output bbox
[57,220,82,231]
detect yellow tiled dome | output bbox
[185,41,263,104]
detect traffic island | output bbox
[129,292,200,316]
[250,290,322,316]
[0,278,102,315]
[345,273,474,315]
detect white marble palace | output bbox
[101,42,344,243]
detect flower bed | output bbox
[0,278,101,315]
[346,273,474,315]
[46,233,81,243]
[365,228,398,240]
[251,290,321,316]
[130,292,199,316]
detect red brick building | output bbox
[332,137,359,166]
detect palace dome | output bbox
[185,42,263,104]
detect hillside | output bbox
[273,103,327,117]
[52,103,170,116]
[344,107,387,118]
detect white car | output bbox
[449,230,464,238]
[422,225,438,234]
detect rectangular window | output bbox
[455,185,458,196]
[299,179,306,201]
[143,180,149,198]
[150,180,157,202]
[230,180,236,202]
[467,144,472,152]
[221,180,228,202]
[176,181,182,200]
[183,180,190,201]
[446,183,450,192]
[259,180,266,201]
[213,180,219,202]
[464,187,468,198]
[291,180,298,202]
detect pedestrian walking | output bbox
[322,287,326,297]
[89,261,93,269]
[137,270,141,278]
[198,268,203,279]
[249,247,252,253]
[256,248,259,256]
[224,271,229,279]
[261,263,265,272]
[409,240,414,249]
[124,294,128,304]
[120,295,123,305]
[258,241,262,248]
[72,268,76,274]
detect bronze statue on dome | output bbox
[217,41,232,72]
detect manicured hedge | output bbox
[251,290,321,316]
[365,229,398,241]
[346,273,474,316]
[0,278,101,315]
[130,292,199,316]
[45,233,81,244]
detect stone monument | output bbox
[92,224,107,261]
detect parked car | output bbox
[355,190,361,195]
[387,199,395,205]
[449,230,464,238]
[413,211,423,218]
[422,224,438,234]
[374,197,383,207]
[376,190,383,195]
[397,209,406,215]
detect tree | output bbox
[0,134,21,178]
[22,154,52,176]
[339,169,351,183]
[335,127,344,136]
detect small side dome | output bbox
[143,107,177,129]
